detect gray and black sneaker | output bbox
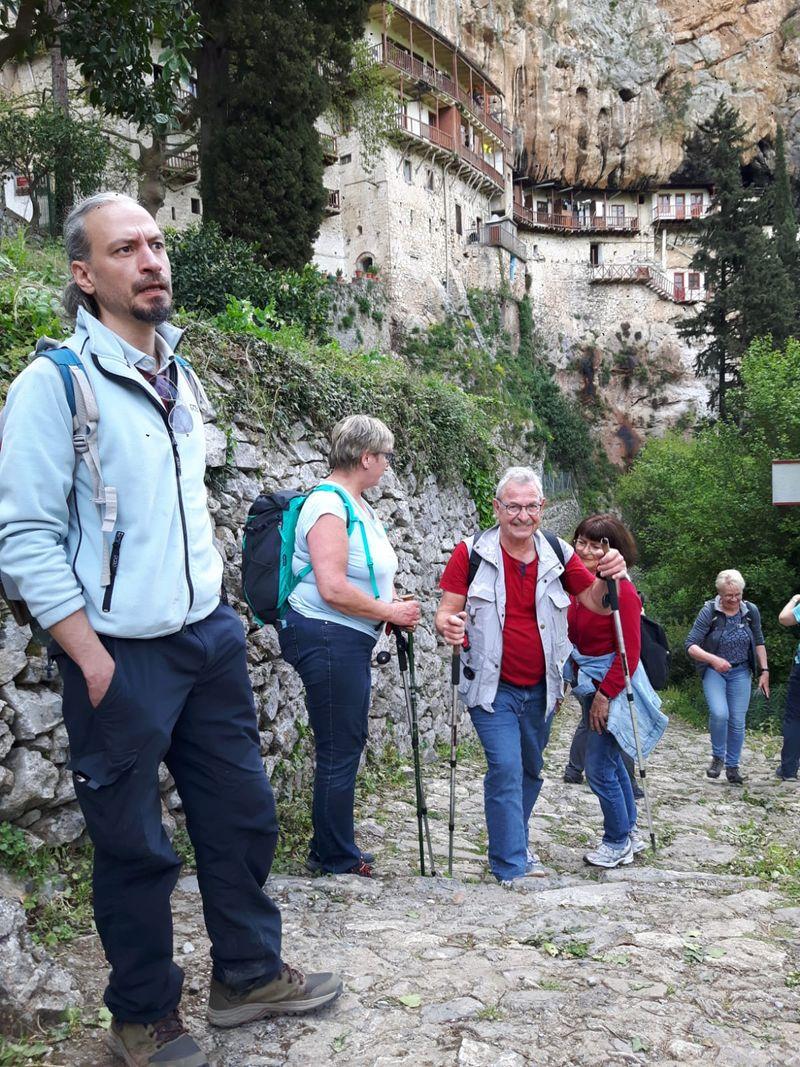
[629,827,648,855]
[584,838,634,868]
[725,765,744,785]
[305,850,375,873]
[207,963,343,1028]
[108,1010,208,1066]
[706,756,724,779]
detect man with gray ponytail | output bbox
[0,194,341,1066]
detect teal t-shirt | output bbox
[288,483,398,636]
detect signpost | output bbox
[772,460,800,506]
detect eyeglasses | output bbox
[376,451,395,467]
[496,500,544,516]
[574,536,606,555]
[145,369,194,435]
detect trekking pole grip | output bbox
[451,649,460,685]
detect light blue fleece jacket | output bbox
[0,308,222,637]
[565,650,668,762]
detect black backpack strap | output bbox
[466,529,489,589]
[542,530,566,569]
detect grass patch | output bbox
[662,679,784,735]
[0,823,94,947]
[726,819,800,900]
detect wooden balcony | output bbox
[325,188,341,214]
[163,149,199,183]
[393,111,454,153]
[320,132,338,164]
[455,142,504,191]
[589,263,705,303]
[513,203,639,234]
[479,220,526,261]
[373,40,510,149]
[652,202,707,224]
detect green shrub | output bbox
[167,223,331,337]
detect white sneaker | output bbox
[525,847,548,878]
[584,838,634,868]
[629,827,648,855]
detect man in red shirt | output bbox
[435,467,626,884]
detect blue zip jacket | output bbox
[0,308,222,637]
[684,596,764,677]
[565,650,668,762]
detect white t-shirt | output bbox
[288,483,398,636]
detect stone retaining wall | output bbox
[0,415,496,844]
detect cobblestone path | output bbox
[49,699,800,1066]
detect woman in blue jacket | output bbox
[685,570,769,784]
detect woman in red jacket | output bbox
[567,513,645,868]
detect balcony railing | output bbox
[163,150,199,180]
[479,220,526,260]
[456,142,503,189]
[373,41,510,149]
[394,112,454,152]
[652,202,706,222]
[513,203,639,234]
[589,263,705,303]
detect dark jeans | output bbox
[278,608,376,873]
[779,660,800,778]
[566,712,638,789]
[581,694,637,847]
[57,602,282,1024]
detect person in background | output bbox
[685,569,769,784]
[776,593,800,780]
[278,414,420,877]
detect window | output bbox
[190,198,201,215]
[152,63,163,81]
[476,216,482,234]
[356,224,363,236]
[171,206,176,221]
[610,204,624,220]
[410,209,414,225]
[403,159,412,184]
[688,272,701,290]
[638,194,645,205]
[455,203,463,235]
[537,200,548,214]
[658,194,671,215]
[425,168,434,190]
[589,243,601,267]
[340,153,352,165]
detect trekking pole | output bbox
[448,648,460,877]
[600,540,657,852]
[393,628,437,876]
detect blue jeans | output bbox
[56,603,282,1023]
[469,681,549,881]
[703,665,751,766]
[581,694,637,847]
[279,607,376,873]
[779,661,800,777]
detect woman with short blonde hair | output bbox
[278,414,420,876]
[685,570,769,784]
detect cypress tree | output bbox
[769,125,799,331]
[196,0,367,270]
[679,100,795,419]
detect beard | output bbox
[131,292,173,324]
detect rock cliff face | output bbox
[409,0,800,183]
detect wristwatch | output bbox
[758,667,769,674]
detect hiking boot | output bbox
[632,782,645,800]
[563,767,583,785]
[525,847,548,878]
[306,850,374,874]
[345,859,373,877]
[584,838,634,868]
[629,827,648,855]
[108,1010,208,1066]
[706,756,724,779]
[207,963,343,1027]
[725,765,744,785]
[776,766,799,781]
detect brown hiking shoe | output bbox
[107,1010,208,1066]
[207,962,343,1028]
